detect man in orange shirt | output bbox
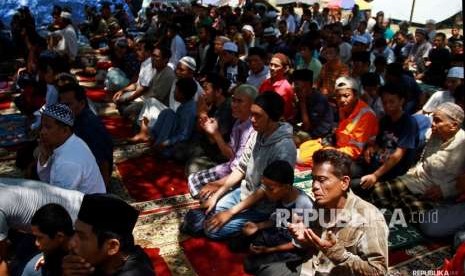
[334,76,379,159]
[298,76,378,164]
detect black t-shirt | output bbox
[74,107,114,167]
[423,48,451,86]
[448,35,464,47]
[207,97,234,142]
[374,113,418,180]
[304,91,334,138]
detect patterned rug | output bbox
[388,244,451,275]
[0,56,453,276]
[0,113,29,147]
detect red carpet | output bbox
[116,155,188,201]
[101,115,133,140]
[77,75,96,82]
[75,71,97,82]
[295,163,312,172]
[144,248,172,276]
[0,100,11,110]
[181,237,251,276]
[85,87,108,102]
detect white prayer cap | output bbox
[242,25,254,35]
[179,56,197,71]
[447,67,464,79]
[61,11,72,20]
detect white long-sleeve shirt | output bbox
[37,134,106,194]
[55,24,78,60]
[405,129,465,198]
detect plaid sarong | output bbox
[188,167,221,198]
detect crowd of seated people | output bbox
[0,1,464,275]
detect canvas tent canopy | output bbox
[371,0,462,24]
[0,0,133,27]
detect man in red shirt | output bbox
[259,53,294,121]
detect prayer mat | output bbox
[181,237,252,276]
[0,114,29,147]
[0,81,14,96]
[295,163,312,172]
[116,154,189,201]
[144,248,172,276]
[386,211,425,250]
[76,74,96,83]
[133,195,199,275]
[100,115,133,140]
[293,169,313,199]
[0,99,12,110]
[388,243,451,275]
[85,87,108,102]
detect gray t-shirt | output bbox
[0,178,84,241]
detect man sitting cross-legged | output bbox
[370,102,465,223]
[255,149,389,275]
[183,72,234,172]
[351,83,419,195]
[182,91,296,240]
[188,84,257,199]
[58,83,114,187]
[37,104,106,194]
[149,77,198,158]
[298,76,379,165]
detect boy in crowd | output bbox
[62,194,155,275]
[293,69,333,142]
[355,84,419,194]
[421,32,451,87]
[245,47,270,89]
[22,204,74,276]
[150,77,198,157]
[241,160,313,274]
[360,72,384,118]
[317,44,350,97]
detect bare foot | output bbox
[128,133,150,144]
